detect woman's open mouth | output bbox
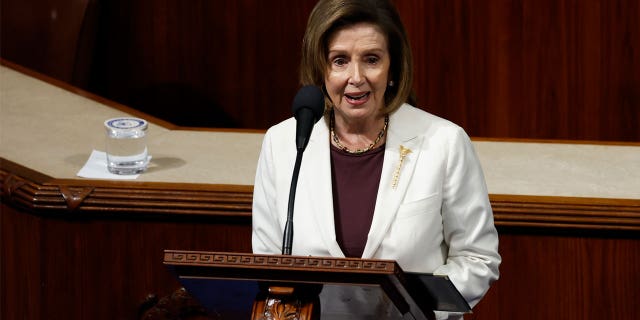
[345,92,370,104]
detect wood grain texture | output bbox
[1,203,252,320]
[490,194,640,230]
[469,233,640,319]
[0,205,43,320]
[1,160,253,217]
[0,0,98,86]
[2,0,638,140]
[86,0,318,128]
[398,0,640,141]
[2,163,638,230]
[2,162,639,319]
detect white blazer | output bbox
[252,104,501,309]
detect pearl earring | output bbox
[388,81,394,87]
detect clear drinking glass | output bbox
[104,117,149,175]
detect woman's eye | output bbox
[333,58,347,66]
[366,56,379,64]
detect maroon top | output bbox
[330,144,385,258]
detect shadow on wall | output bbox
[124,83,238,129]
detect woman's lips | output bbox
[345,92,370,105]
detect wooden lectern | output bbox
[163,250,470,320]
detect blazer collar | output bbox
[304,105,424,258]
[362,104,423,258]
[304,117,345,257]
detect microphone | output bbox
[282,85,324,255]
[292,85,325,151]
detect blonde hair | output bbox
[300,0,415,114]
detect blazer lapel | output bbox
[362,106,423,258]
[302,118,345,257]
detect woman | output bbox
[252,0,501,318]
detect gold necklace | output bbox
[330,110,389,154]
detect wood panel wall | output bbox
[0,0,99,87]
[0,203,253,320]
[398,0,640,141]
[0,165,254,320]
[1,0,638,140]
[471,231,640,319]
[2,163,640,319]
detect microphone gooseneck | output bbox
[282,85,324,255]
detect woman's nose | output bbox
[348,63,364,86]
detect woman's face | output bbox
[325,22,390,123]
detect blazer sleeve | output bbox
[433,127,501,308]
[252,129,284,254]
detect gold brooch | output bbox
[392,145,412,189]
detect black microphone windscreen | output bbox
[292,85,324,122]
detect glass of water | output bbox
[104,117,149,175]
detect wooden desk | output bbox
[2,60,639,319]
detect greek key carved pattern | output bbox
[165,251,397,272]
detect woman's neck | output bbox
[330,110,388,153]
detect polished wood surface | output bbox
[2,163,640,319]
[3,163,639,231]
[2,3,640,316]
[471,232,640,319]
[0,0,99,87]
[252,286,320,320]
[490,194,640,231]
[3,59,639,198]
[164,251,432,319]
[2,0,638,140]
[1,159,253,216]
[398,0,640,141]
[1,204,252,319]
[1,194,252,320]
[2,58,640,319]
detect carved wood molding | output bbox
[164,251,398,273]
[2,164,639,230]
[490,194,640,231]
[0,167,252,217]
[253,287,319,320]
[165,251,434,319]
[59,185,95,211]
